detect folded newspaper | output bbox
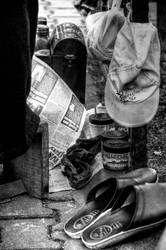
[28,56,102,193]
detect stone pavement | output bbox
[0,184,164,250]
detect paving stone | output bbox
[43,199,83,231]
[48,189,85,205]
[64,239,88,250]
[47,225,68,246]
[0,195,54,219]
[0,219,62,250]
[0,190,163,250]
[44,188,89,231]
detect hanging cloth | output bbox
[85,5,125,61]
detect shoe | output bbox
[86,167,158,199]
[81,183,166,249]
[64,167,158,239]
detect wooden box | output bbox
[12,122,49,199]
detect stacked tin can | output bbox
[101,130,131,171]
[35,17,52,66]
[89,112,113,138]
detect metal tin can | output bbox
[49,22,87,104]
[89,113,113,137]
[102,140,131,171]
[50,22,85,52]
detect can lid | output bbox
[101,130,129,141]
[35,49,50,57]
[89,113,113,125]
[103,140,130,153]
[38,16,47,25]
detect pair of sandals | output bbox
[64,167,166,249]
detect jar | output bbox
[95,103,107,114]
[35,24,50,52]
[35,49,51,66]
[89,113,113,137]
[102,140,131,171]
[38,16,47,25]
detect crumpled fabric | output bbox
[61,136,101,189]
[85,7,125,61]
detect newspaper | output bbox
[27,56,86,166]
[27,58,130,193]
[27,56,90,192]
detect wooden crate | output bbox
[12,122,49,199]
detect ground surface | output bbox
[0,63,166,250]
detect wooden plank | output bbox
[38,0,81,33]
[39,0,74,8]
[39,10,79,17]
[11,122,49,199]
[0,180,26,201]
[39,0,78,15]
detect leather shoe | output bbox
[64,168,157,239]
[82,183,166,249]
[86,167,158,200]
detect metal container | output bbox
[49,23,87,104]
[101,130,129,142]
[102,139,131,171]
[50,23,85,49]
[89,113,113,137]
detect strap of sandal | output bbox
[86,177,117,202]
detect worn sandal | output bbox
[64,167,157,239]
[82,183,166,249]
[64,178,122,239]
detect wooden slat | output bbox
[39,0,79,16]
[47,18,81,25]
[11,122,49,199]
[39,10,79,17]
[39,0,81,32]
[0,180,26,201]
[40,0,74,8]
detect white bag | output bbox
[85,4,125,61]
